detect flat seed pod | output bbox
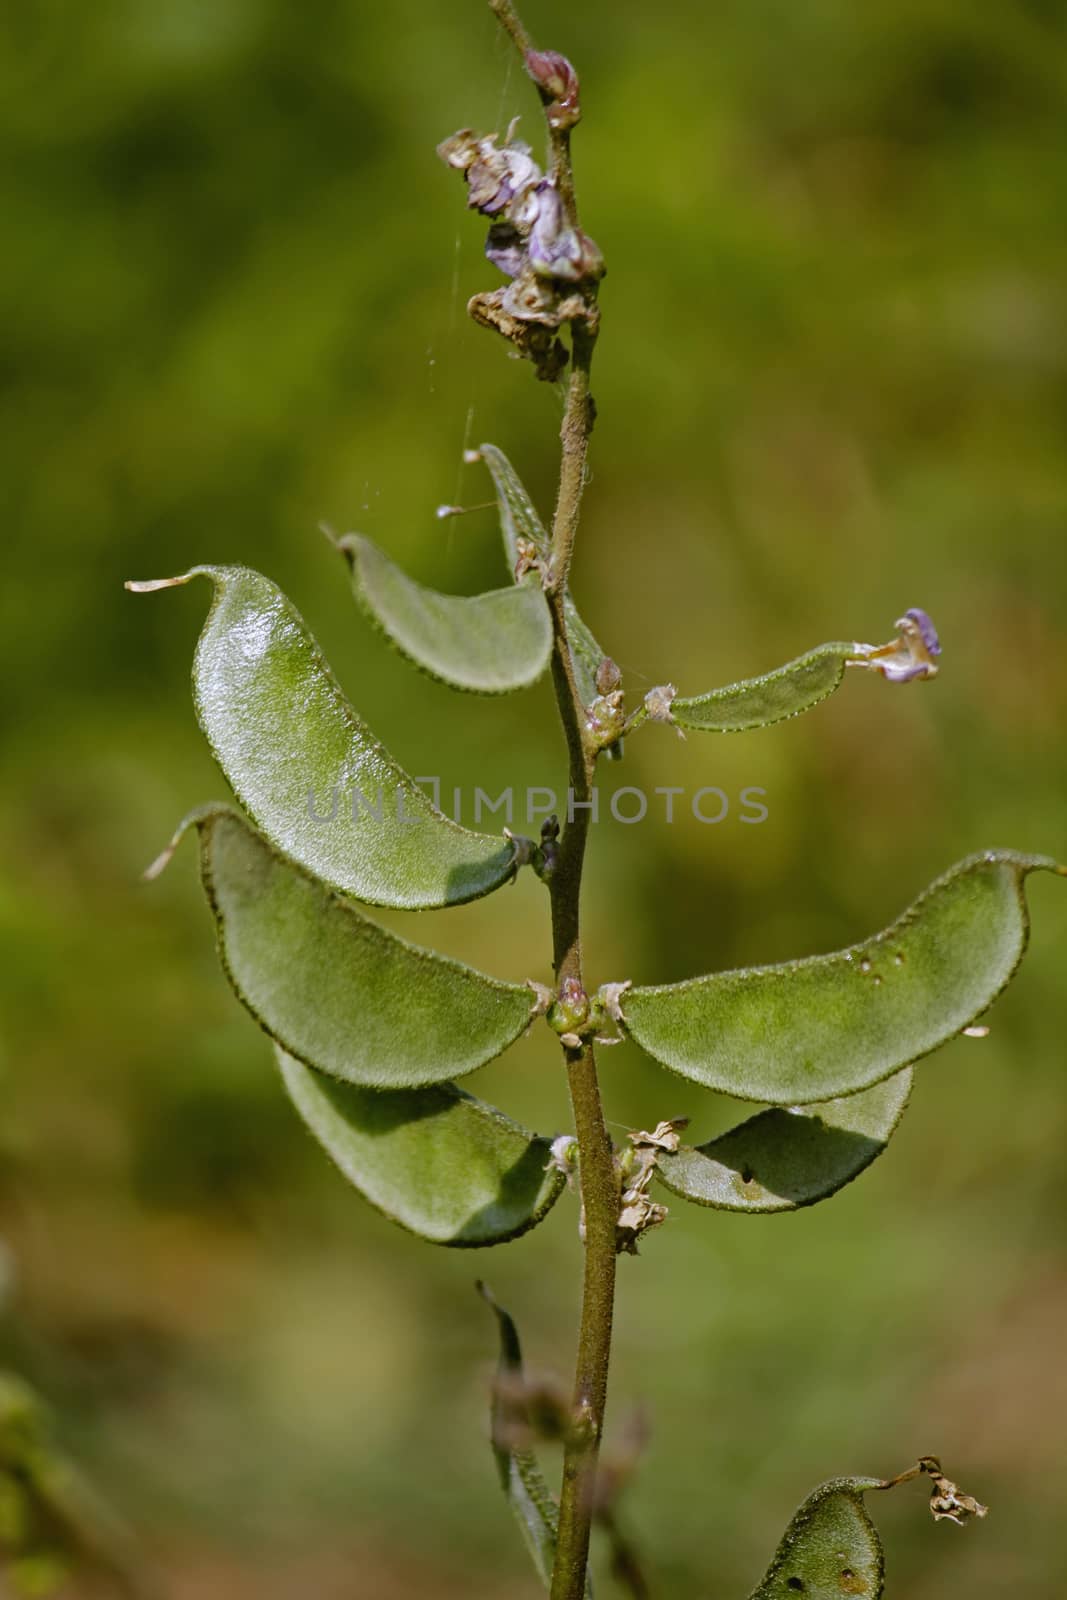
[621,851,1063,1103]
[654,1071,912,1213]
[672,643,854,733]
[749,1478,886,1600]
[479,442,608,706]
[192,807,534,1089]
[277,1049,564,1247]
[128,566,518,907]
[655,609,941,734]
[338,534,552,694]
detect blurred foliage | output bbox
[0,0,1065,1595]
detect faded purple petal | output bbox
[528,181,583,281]
[904,607,941,657]
[878,659,932,684]
[484,222,525,279]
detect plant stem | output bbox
[546,336,617,1600]
[488,6,614,1593]
[548,324,597,597]
[489,0,583,228]
[489,0,533,57]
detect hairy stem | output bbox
[546,337,616,1600]
[548,325,597,596]
[489,0,583,225]
[488,0,532,56]
[489,6,614,1593]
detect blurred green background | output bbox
[1,0,1065,1594]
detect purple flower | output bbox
[485,222,525,279]
[903,607,941,658]
[851,608,942,683]
[528,181,584,280]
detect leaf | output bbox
[277,1048,564,1246]
[477,1284,593,1596]
[479,442,551,568]
[126,566,518,908]
[653,1071,912,1213]
[671,642,856,733]
[336,533,552,694]
[749,1477,886,1599]
[562,590,610,712]
[186,806,535,1089]
[620,851,1063,1103]
[478,443,608,707]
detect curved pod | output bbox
[129,565,518,907]
[195,807,534,1090]
[622,852,1062,1103]
[278,1048,564,1247]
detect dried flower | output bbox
[545,1133,579,1188]
[643,683,678,723]
[438,130,542,221]
[484,221,526,279]
[629,1118,689,1154]
[919,1457,989,1526]
[528,182,584,280]
[440,110,603,375]
[851,607,942,684]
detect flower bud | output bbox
[525,49,581,129]
[547,976,591,1038]
[585,689,625,750]
[534,815,560,882]
[595,657,621,694]
[576,230,606,282]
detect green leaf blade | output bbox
[478,443,609,709]
[672,643,854,733]
[622,852,1061,1103]
[339,535,552,694]
[140,565,518,908]
[562,590,610,712]
[750,1478,886,1600]
[277,1049,564,1247]
[479,442,552,569]
[654,1072,912,1213]
[196,808,533,1089]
